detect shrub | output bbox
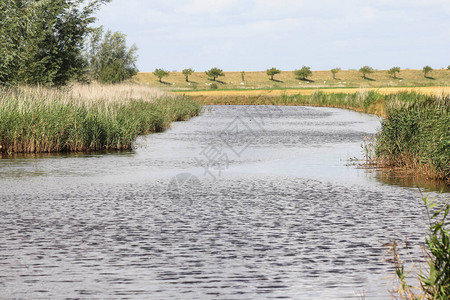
[423,65,433,78]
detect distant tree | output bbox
[387,66,401,79]
[266,67,281,80]
[331,68,341,80]
[448,65,450,70]
[205,67,224,81]
[241,71,245,82]
[423,65,433,78]
[294,66,312,80]
[359,66,374,79]
[182,68,194,82]
[86,27,138,84]
[153,68,169,83]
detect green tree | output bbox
[266,67,281,80]
[153,68,169,83]
[423,65,433,78]
[182,68,194,82]
[86,27,138,84]
[447,65,450,70]
[294,66,312,80]
[0,0,110,86]
[331,68,341,80]
[387,66,401,79]
[359,66,374,79]
[205,67,224,81]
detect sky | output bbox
[94,0,450,72]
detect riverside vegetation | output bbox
[386,196,449,299]
[0,84,201,153]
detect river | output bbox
[0,105,443,299]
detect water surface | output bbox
[0,105,442,299]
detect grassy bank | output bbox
[0,84,201,153]
[134,69,450,90]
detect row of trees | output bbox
[153,67,225,83]
[0,0,138,86]
[153,65,445,83]
[267,66,440,81]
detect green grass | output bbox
[0,86,201,153]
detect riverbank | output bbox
[0,84,201,153]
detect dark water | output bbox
[0,105,444,299]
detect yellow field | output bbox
[134,69,450,90]
[177,86,450,97]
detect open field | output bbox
[0,84,201,153]
[134,69,450,90]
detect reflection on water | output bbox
[0,105,445,299]
[375,171,450,193]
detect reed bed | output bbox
[375,92,449,182]
[0,85,201,153]
[195,90,387,116]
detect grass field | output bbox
[134,68,450,90]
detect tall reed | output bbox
[0,85,201,153]
[375,92,449,182]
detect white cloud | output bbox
[361,7,378,21]
[94,0,450,71]
[179,0,240,14]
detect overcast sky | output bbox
[94,0,450,72]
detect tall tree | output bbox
[0,0,110,86]
[86,27,138,83]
